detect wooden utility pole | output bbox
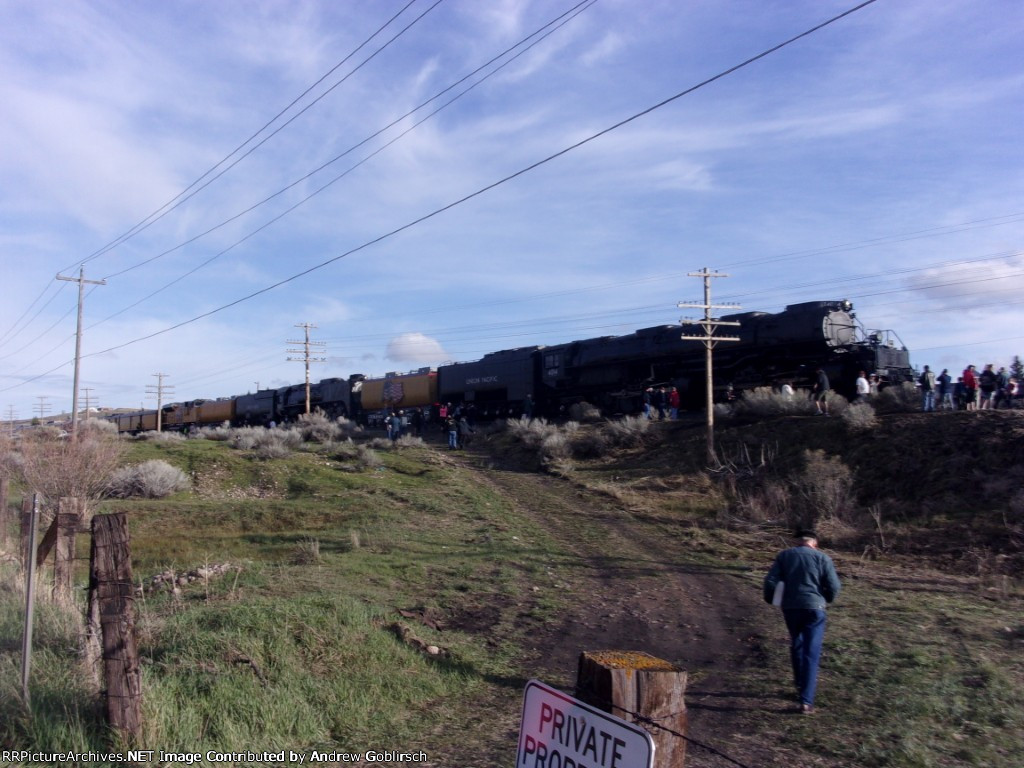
[81,388,95,422]
[146,373,174,433]
[287,323,326,415]
[679,269,740,465]
[56,267,106,438]
[5,405,16,436]
[35,396,51,422]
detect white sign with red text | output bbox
[516,680,654,768]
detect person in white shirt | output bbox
[854,371,870,402]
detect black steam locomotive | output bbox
[441,299,912,417]
[109,300,913,432]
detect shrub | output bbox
[79,419,118,437]
[356,445,382,469]
[733,478,793,524]
[106,459,190,499]
[540,432,572,463]
[137,430,185,442]
[292,536,322,565]
[875,382,919,413]
[601,415,651,448]
[793,449,854,525]
[506,417,560,449]
[327,439,359,461]
[842,401,878,431]
[254,442,291,460]
[200,425,233,441]
[232,426,261,450]
[254,430,300,460]
[568,402,601,422]
[734,387,816,418]
[571,429,610,458]
[298,411,334,443]
[17,430,124,503]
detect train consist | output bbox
[107,300,914,432]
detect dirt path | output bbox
[425,446,790,768]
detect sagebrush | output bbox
[106,459,190,499]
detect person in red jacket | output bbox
[668,387,681,419]
[962,365,978,411]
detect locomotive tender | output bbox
[108,300,913,432]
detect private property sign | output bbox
[516,680,655,768]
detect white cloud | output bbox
[386,333,450,364]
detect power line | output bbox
[1,0,436,350]
[62,0,434,275]
[67,0,885,362]
[87,0,597,331]
[0,283,69,354]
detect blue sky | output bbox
[2,0,1022,420]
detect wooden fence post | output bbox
[53,498,84,602]
[0,476,9,546]
[576,650,689,768]
[20,496,33,570]
[89,513,141,739]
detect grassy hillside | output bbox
[1,412,1022,767]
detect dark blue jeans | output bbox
[783,608,827,707]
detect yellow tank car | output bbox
[360,369,437,410]
[196,398,236,425]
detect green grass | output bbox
[818,586,1023,767]
[1,438,565,766]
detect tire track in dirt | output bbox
[462,455,790,768]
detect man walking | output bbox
[811,368,830,415]
[763,530,842,714]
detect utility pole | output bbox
[679,268,741,465]
[56,266,106,438]
[146,374,174,433]
[5,406,16,437]
[287,323,326,416]
[81,387,95,422]
[35,396,51,423]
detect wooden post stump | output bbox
[89,513,141,739]
[576,650,688,768]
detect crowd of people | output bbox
[383,402,480,450]
[880,362,1021,412]
[849,363,1020,411]
[641,386,682,420]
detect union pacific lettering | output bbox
[466,376,499,385]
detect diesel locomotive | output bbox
[107,299,913,432]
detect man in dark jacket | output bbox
[763,530,842,714]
